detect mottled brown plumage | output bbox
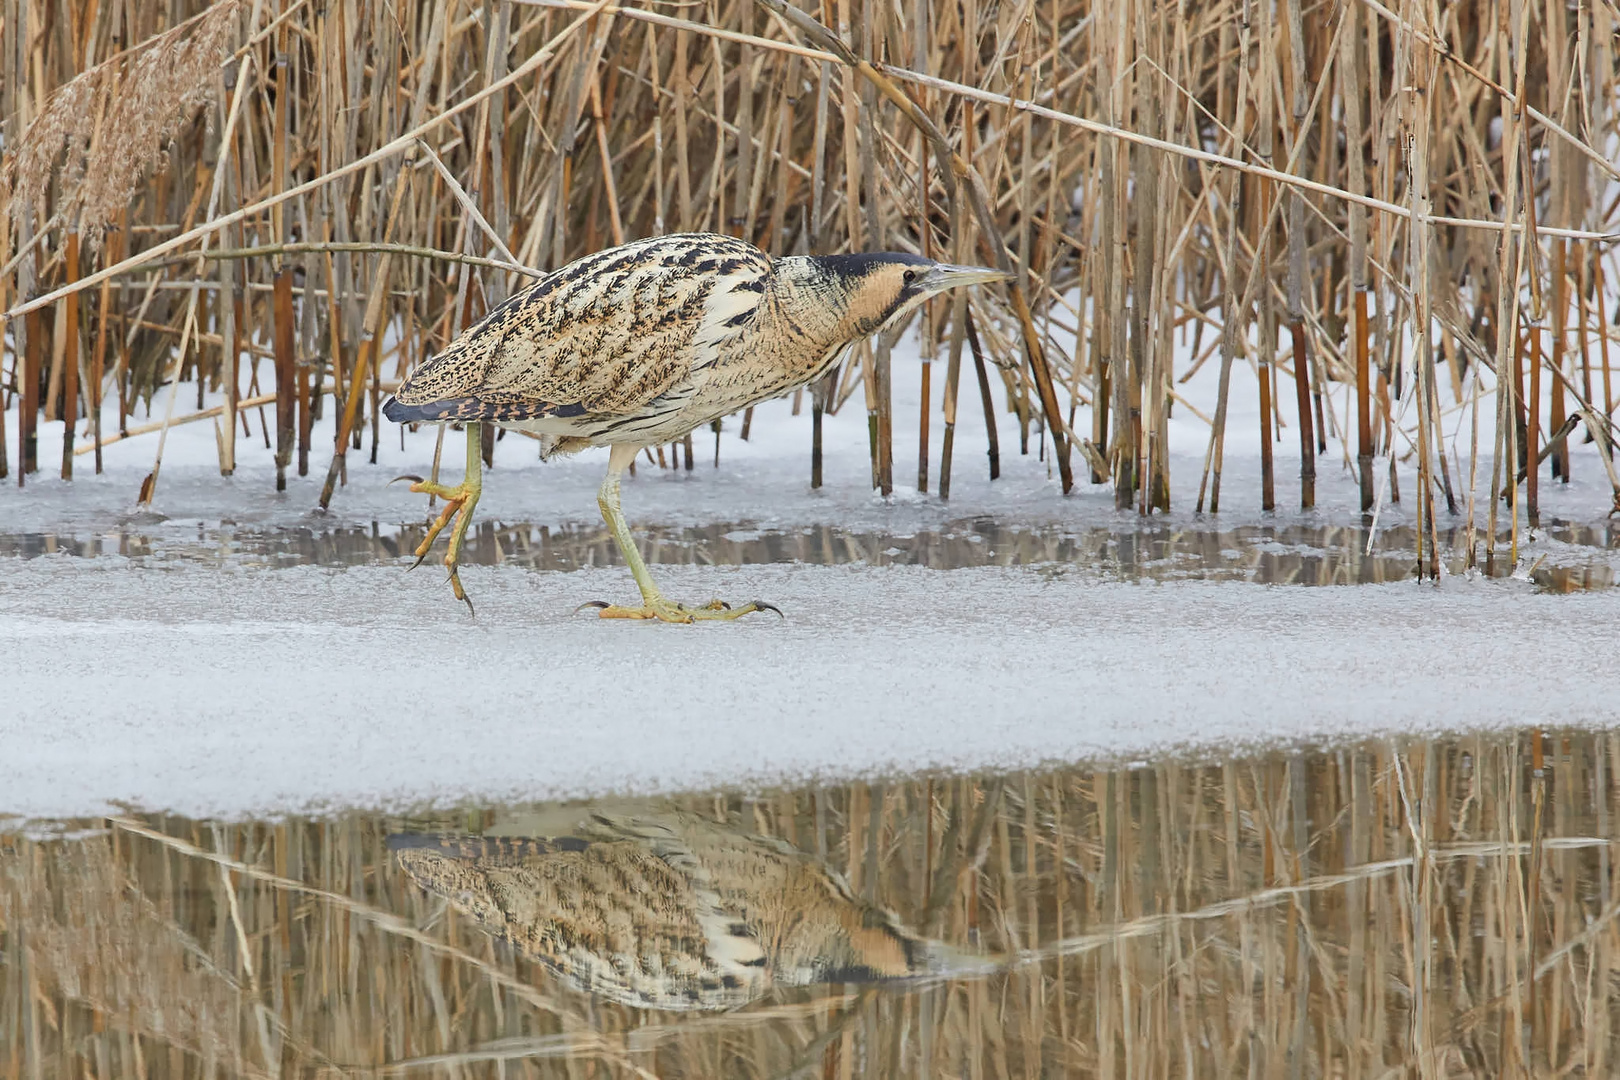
[390,811,946,1011]
[383,232,1008,617]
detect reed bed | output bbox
[1,0,1619,556]
[2,730,1617,1076]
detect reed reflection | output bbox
[3,730,1617,1076]
[2,516,1615,589]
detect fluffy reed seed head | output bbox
[3,1,239,248]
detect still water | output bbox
[2,515,1617,589]
[4,731,1615,1077]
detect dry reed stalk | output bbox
[1406,1,1438,579]
[73,390,296,453]
[964,312,1000,481]
[1552,240,1570,482]
[20,308,41,480]
[92,223,120,475]
[1255,0,1277,514]
[937,215,969,500]
[59,228,81,479]
[318,168,412,509]
[1283,0,1312,511]
[2,0,1618,535]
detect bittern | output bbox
[390,811,964,1010]
[383,232,1009,620]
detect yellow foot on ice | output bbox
[574,597,783,623]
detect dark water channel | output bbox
[4,730,1616,1076]
[3,515,1616,590]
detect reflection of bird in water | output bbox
[390,811,952,1011]
[382,232,1008,618]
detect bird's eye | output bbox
[902,269,918,286]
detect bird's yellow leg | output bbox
[405,422,482,612]
[583,443,780,623]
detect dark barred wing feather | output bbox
[384,234,771,428]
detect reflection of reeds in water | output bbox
[0,833,263,1076]
[3,731,1617,1076]
[6,519,1620,591]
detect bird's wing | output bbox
[387,234,772,424]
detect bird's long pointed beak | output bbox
[919,262,1014,296]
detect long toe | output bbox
[580,595,777,623]
[447,567,475,615]
[411,498,463,567]
[584,597,695,622]
[688,599,782,621]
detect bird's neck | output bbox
[761,268,863,385]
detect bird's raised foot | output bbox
[575,597,782,623]
[409,486,464,567]
[405,476,480,612]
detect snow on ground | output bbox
[2,315,1615,538]
[2,323,1617,820]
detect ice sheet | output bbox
[3,556,1617,820]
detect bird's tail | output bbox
[381,395,478,423]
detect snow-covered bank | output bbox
[3,320,1617,539]
[3,556,1617,820]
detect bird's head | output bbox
[390,838,511,931]
[800,252,1012,340]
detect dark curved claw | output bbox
[752,600,785,619]
[574,600,614,615]
[408,550,430,572]
[447,571,475,616]
[391,474,425,486]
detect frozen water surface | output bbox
[4,552,1619,820]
